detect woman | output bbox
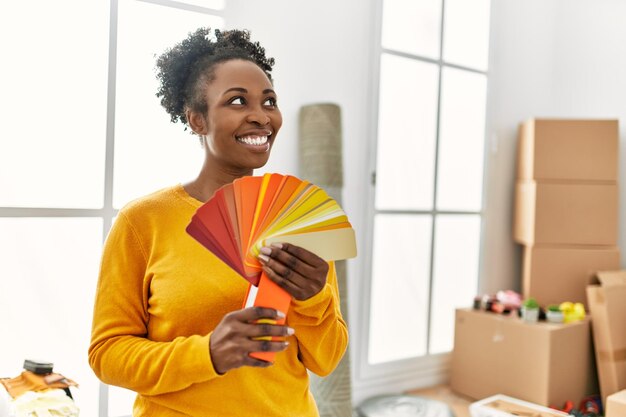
[88,28,348,416]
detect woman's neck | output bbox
[184,161,253,203]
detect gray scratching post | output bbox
[299,103,353,417]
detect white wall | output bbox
[221,0,376,322]
[222,0,377,403]
[484,0,626,294]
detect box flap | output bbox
[608,389,626,402]
[595,270,626,286]
[470,394,570,417]
[606,389,626,417]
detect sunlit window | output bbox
[113,0,221,208]
[381,0,442,59]
[369,215,432,363]
[0,218,103,416]
[375,54,439,211]
[367,0,491,366]
[0,0,109,208]
[0,1,223,416]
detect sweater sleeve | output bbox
[288,262,349,376]
[88,213,222,396]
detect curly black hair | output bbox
[154,28,275,131]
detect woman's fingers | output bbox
[259,262,305,298]
[242,341,290,367]
[227,307,295,339]
[273,243,326,267]
[264,243,328,271]
[258,243,329,300]
[246,320,295,338]
[250,339,290,353]
[261,257,307,287]
[233,306,286,323]
[209,307,293,374]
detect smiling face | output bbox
[189,59,282,175]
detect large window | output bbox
[0,1,223,416]
[362,0,490,378]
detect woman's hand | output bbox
[258,243,329,301]
[209,307,293,375]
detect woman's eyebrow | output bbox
[222,87,276,95]
[223,87,247,95]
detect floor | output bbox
[406,385,473,417]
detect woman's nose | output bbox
[246,107,270,125]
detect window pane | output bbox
[436,68,487,211]
[109,385,135,417]
[381,0,442,59]
[113,0,223,208]
[429,215,480,354]
[0,0,109,208]
[369,214,432,364]
[0,218,103,417]
[173,0,224,9]
[375,54,439,211]
[443,0,491,70]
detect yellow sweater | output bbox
[88,185,349,416]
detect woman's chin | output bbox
[246,154,272,171]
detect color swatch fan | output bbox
[186,173,357,360]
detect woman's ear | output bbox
[186,109,208,135]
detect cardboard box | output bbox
[469,394,569,417]
[450,308,596,407]
[586,271,626,406]
[517,119,618,182]
[606,390,626,417]
[513,180,618,245]
[522,245,620,307]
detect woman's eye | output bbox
[230,97,245,105]
[264,97,277,107]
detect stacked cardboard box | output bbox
[513,119,620,307]
[586,271,626,407]
[450,119,621,408]
[450,309,595,407]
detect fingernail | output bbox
[260,247,272,255]
[287,327,295,336]
[276,310,286,319]
[271,242,283,249]
[284,341,290,348]
[258,254,269,263]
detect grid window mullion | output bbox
[368,0,489,365]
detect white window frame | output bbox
[103,3,225,414]
[0,1,223,416]
[354,0,491,396]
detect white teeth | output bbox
[236,135,269,145]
